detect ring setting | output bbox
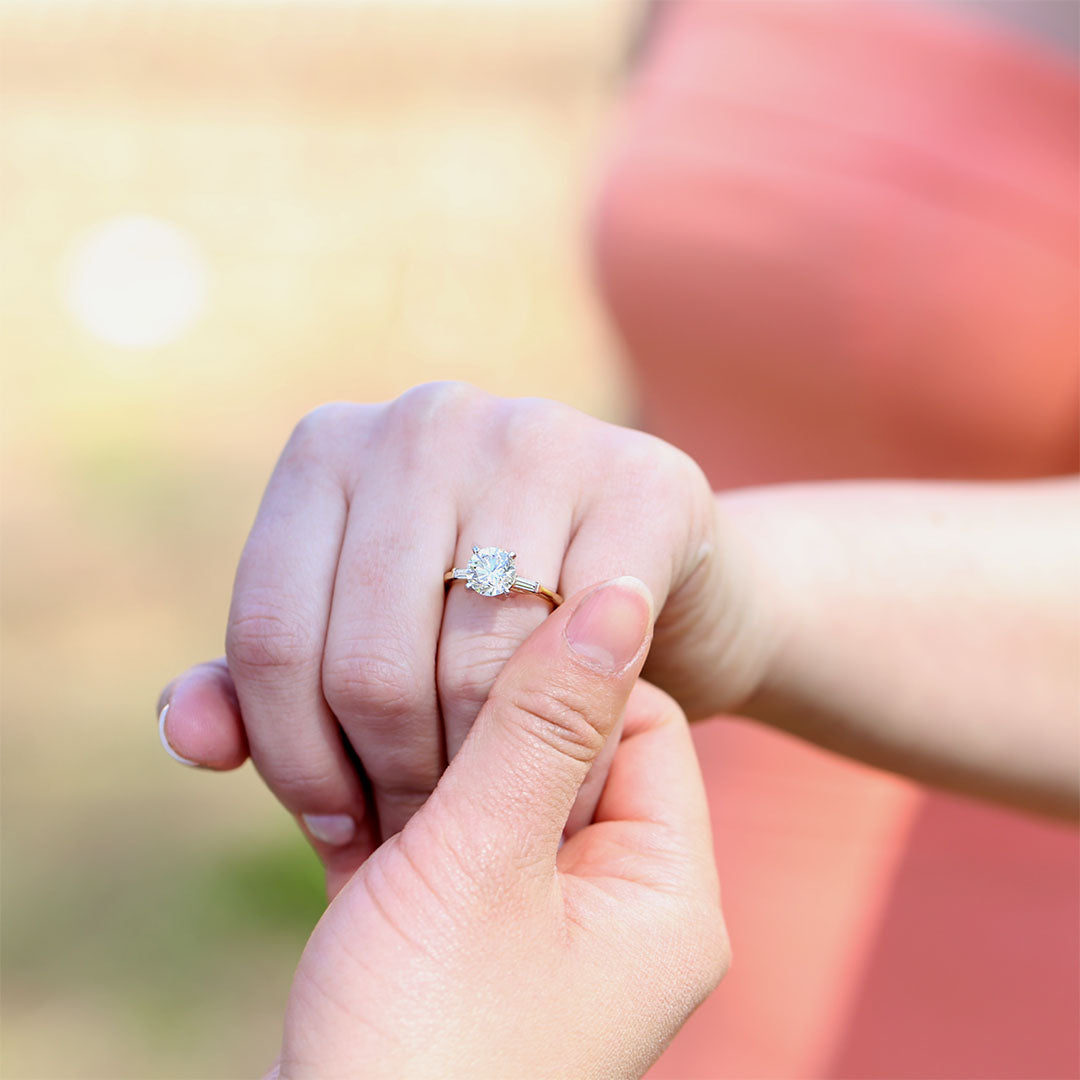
[444,546,562,608]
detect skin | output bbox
[263,577,729,1079]
[160,384,1079,847]
[721,477,1080,819]
[159,383,739,895]
[158,385,1077,1074]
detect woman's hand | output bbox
[158,383,769,894]
[268,577,729,1079]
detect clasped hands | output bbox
[159,383,759,1077]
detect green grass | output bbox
[2,817,327,1075]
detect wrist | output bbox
[645,486,789,722]
[709,483,854,734]
[703,487,797,720]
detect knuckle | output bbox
[382,740,442,792]
[660,440,713,518]
[226,606,320,674]
[508,683,606,764]
[322,646,425,730]
[438,632,522,711]
[281,402,374,481]
[506,394,579,430]
[622,430,688,489]
[366,736,443,803]
[382,381,491,467]
[606,429,712,553]
[495,396,583,467]
[287,402,353,453]
[263,760,344,810]
[393,380,486,429]
[645,440,715,565]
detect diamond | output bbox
[465,546,517,597]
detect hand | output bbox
[157,383,768,894]
[268,577,729,1079]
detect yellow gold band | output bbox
[444,568,562,608]
[443,546,563,609]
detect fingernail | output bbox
[564,576,654,674]
[158,703,200,768]
[302,813,357,846]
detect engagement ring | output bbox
[444,546,562,608]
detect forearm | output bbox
[712,477,1079,817]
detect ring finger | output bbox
[437,493,573,764]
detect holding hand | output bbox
[269,576,729,1079]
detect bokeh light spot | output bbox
[62,215,208,349]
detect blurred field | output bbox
[0,2,634,1075]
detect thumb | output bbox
[434,575,655,864]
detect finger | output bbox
[556,679,722,937]
[563,708,623,837]
[560,451,722,714]
[550,466,706,828]
[589,680,715,868]
[557,430,709,635]
[322,498,457,845]
[432,576,655,869]
[226,418,374,867]
[559,502,691,627]
[157,658,378,893]
[157,657,247,770]
[437,497,571,763]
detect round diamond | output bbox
[466,547,516,596]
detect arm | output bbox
[701,477,1079,818]
[158,389,1077,894]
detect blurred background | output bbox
[1,1,635,1075]
[5,2,1079,1079]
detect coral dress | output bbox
[592,3,1079,1076]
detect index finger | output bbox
[590,680,717,874]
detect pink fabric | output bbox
[591,3,1079,1076]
